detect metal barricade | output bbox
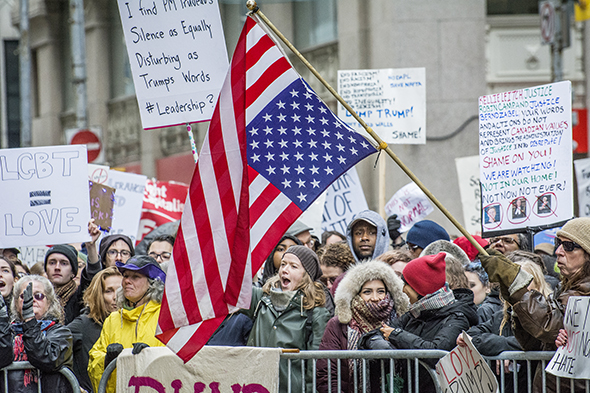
[1,361,81,393]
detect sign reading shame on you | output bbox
[118,0,228,129]
[479,81,573,234]
[337,68,426,144]
[0,145,91,247]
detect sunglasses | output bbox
[489,237,520,247]
[554,238,583,253]
[319,276,337,286]
[407,243,420,251]
[20,292,46,301]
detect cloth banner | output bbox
[436,333,498,393]
[138,179,188,243]
[0,145,91,247]
[546,296,590,379]
[455,155,482,235]
[574,158,590,217]
[116,346,280,393]
[384,182,434,233]
[321,167,369,234]
[478,81,573,234]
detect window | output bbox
[488,0,538,15]
[110,0,135,98]
[4,40,20,147]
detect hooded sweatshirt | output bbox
[346,210,389,263]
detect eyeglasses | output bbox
[149,252,172,261]
[555,238,583,253]
[319,276,337,286]
[107,249,131,258]
[20,292,46,301]
[489,237,520,247]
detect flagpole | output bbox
[246,1,488,256]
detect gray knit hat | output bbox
[557,218,590,255]
[283,245,321,281]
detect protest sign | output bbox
[137,179,188,242]
[117,0,228,129]
[89,182,115,232]
[299,192,326,237]
[0,145,91,247]
[384,182,434,233]
[546,296,590,379]
[436,333,498,393]
[88,164,110,184]
[321,167,369,234]
[116,346,280,393]
[337,68,426,144]
[456,155,482,235]
[479,81,573,234]
[574,158,590,217]
[17,246,50,266]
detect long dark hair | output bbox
[260,235,302,285]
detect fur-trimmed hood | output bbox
[346,210,389,263]
[421,240,470,266]
[334,260,409,324]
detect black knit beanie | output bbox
[283,245,321,282]
[44,244,79,276]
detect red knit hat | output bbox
[403,252,446,296]
[453,235,489,261]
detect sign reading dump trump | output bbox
[547,296,590,379]
[337,68,426,144]
[0,145,91,247]
[478,81,573,234]
[117,0,228,129]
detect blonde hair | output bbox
[83,267,122,324]
[263,273,326,310]
[500,259,552,334]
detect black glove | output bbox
[387,214,402,241]
[104,343,124,368]
[21,282,34,321]
[0,296,7,319]
[132,342,150,355]
[358,329,396,350]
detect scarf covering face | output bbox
[12,320,56,387]
[347,293,395,351]
[408,284,455,318]
[55,279,77,309]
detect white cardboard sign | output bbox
[456,155,483,235]
[574,158,590,217]
[0,145,91,247]
[546,296,590,379]
[338,68,426,144]
[384,182,434,233]
[117,0,228,129]
[478,81,573,234]
[321,167,369,234]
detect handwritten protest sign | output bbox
[116,346,280,393]
[89,182,115,232]
[0,145,91,247]
[574,158,590,217]
[104,171,147,243]
[137,179,187,242]
[546,296,590,379]
[337,68,426,144]
[17,246,49,266]
[384,182,434,233]
[321,167,369,233]
[479,81,573,234]
[436,333,498,393]
[117,0,228,129]
[456,156,482,235]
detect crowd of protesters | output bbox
[0,210,586,393]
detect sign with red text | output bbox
[321,167,369,234]
[384,182,434,232]
[116,346,280,393]
[546,296,590,379]
[0,145,91,247]
[117,0,228,129]
[338,68,426,144]
[137,179,188,242]
[479,81,573,235]
[436,333,498,393]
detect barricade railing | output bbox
[1,361,81,393]
[97,349,589,393]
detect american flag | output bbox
[156,15,376,361]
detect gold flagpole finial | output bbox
[246,0,258,11]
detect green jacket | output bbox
[245,286,330,393]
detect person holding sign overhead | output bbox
[480,217,590,393]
